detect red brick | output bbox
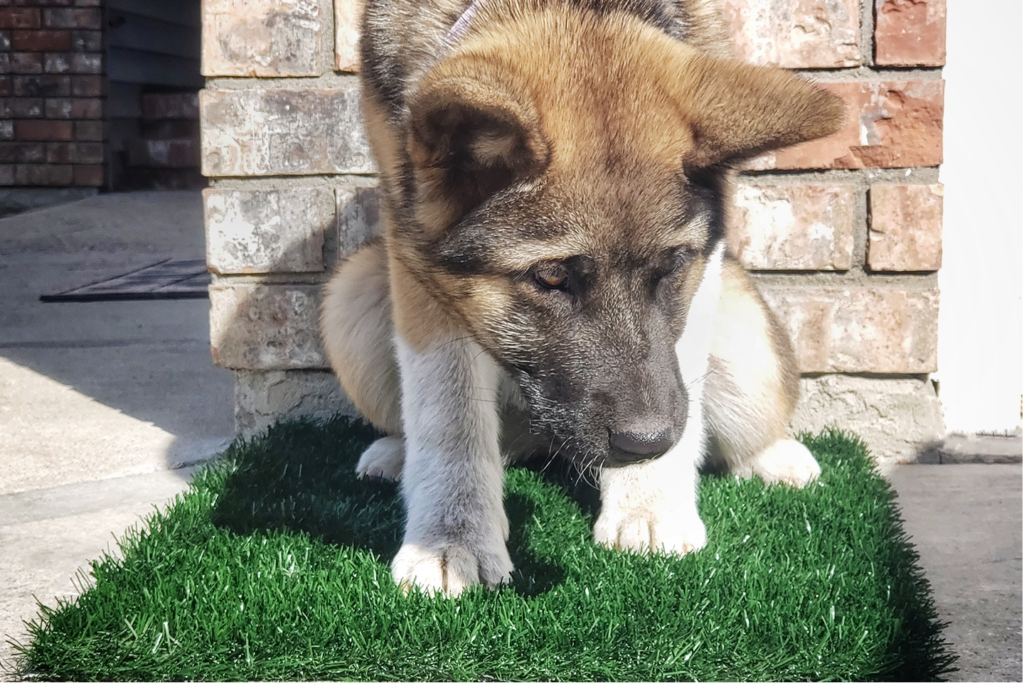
[42,8,101,29]
[727,184,856,270]
[746,80,944,170]
[73,119,102,140]
[336,184,380,257]
[13,73,70,96]
[72,141,101,163]
[722,0,861,68]
[875,0,946,66]
[45,141,72,162]
[0,144,18,163]
[0,76,9,96]
[205,188,333,274]
[69,96,100,118]
[69,51,99,72]
[44,96,72,118]
[868,184,943,271]
[128,139,200,168]
[141,93,199,120]
[44,51,99,73]
[334,0,362,72]
[15,119,72,140]
[209,284,326,369]
[0,96,42,117]
[10,51,42,73]
[11,29,72,51]
[0,143,18,162]
[762,285,939,373]
[203,0,322,77]
[15,163,73,185]
[46,141,100,164]
[70,74,100,95]
[72,163,102,185]
[0,142,46,162]
[201,87,373,176]
[0,8,40,29]
[141,119,199,140]
[42,52,68,72]
[70,28,100,51]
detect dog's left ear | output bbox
[406,74,549,233]
[671,52,846,168]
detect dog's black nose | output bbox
[609,427,674,461]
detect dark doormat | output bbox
[40,259,210,302]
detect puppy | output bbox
[321,0,845,595]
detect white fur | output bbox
[594,243,725,555]
[356,435,405,481]
[390,334,513,596]
[745,438,821,487]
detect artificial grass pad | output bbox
[15,418,955,681]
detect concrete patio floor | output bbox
[0,191,1020,681]
[0,192,234,678]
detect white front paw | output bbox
[751,439,821,487]
[355,436,405,481]
[391,538,513,597]
[594,506,707,556]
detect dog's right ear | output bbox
[406,76,549,234]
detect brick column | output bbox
[201,0,370,435]
[201,0,947,462]
[724,0,947,461]
[0,1,105,193]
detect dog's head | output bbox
[398,10,844,468]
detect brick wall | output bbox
[119,91,204,190]
[0,0,105,189]
[201,0,947,463]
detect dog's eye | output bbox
[533,262,570,291]
[654,247,694,279]
[654,251,676,278]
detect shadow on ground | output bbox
[0,192,234,490]
[209,418,572,597]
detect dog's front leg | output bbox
[593,399,708,556]
[390,322,512,596]
[594,244,725,556]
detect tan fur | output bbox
[408,11,841,173]
[321,0,843,592]
[704,257,799,472]
[320,240,403,435]
[387,252,466,351]
[326,0,843,449]
[360,90,405,187]
[386,13,836,352]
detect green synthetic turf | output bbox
[13,418,956,681]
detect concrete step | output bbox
[917,434,1023,464]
